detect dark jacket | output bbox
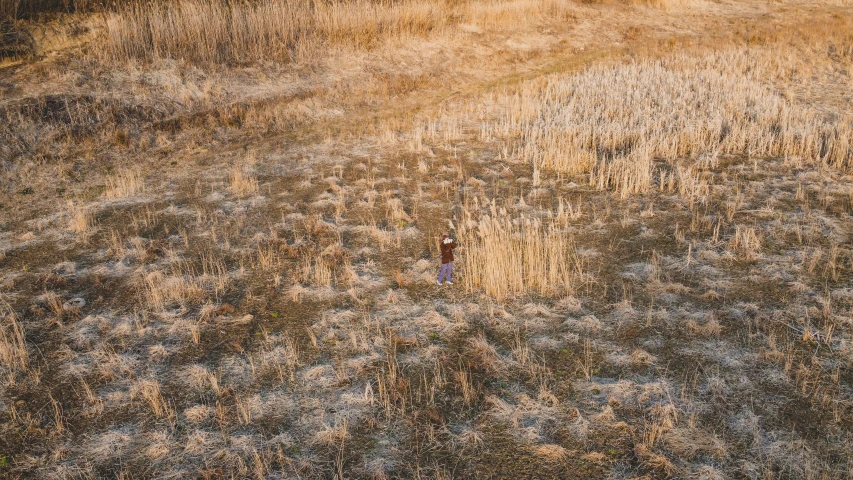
[440,240,456,264]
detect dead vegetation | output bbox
[0,301,27,382]
[458,201,583,300]
[1,0,853,478]
[103,0,450,65]
[104,168,144,199]
[420,44,853,201]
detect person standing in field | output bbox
[437,233,456,285]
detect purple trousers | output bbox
[437,262,453,283]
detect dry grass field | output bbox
[2,0,853,478]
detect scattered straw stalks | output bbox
[728,225,762,260]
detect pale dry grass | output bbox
[4,2,853,479]
[103,0,449,65]
[131,378,174,419]
[0,300,28,380]
[728,225,762,260]
[420,45,853,197]
[664,427,727,460]
[462,0,577,30]
[229,165,259,196]
[299,256,334,287]
[104,168,145,199]
[67,200,94,234]
[140,260,228,312]
[458,202,582,300]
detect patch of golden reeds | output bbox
[458,200,582,300]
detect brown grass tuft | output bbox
[728,225,762,260]
[131,378,173,419]
[104,168,145,199]
[67,201,94,234]
[229,165,259,196]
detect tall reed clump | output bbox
[229,165,259,196]
[103,0,448,65]
[1,0,108,20]
[0,301,28,380]
[458,201,580,301]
